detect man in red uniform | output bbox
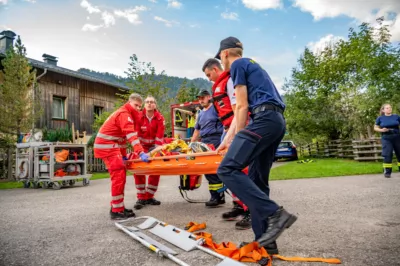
[94,93,150,220]
[133,96,166,210]
[201,58,252,231]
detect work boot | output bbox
[205,192,225,207]
[222,203,245,220]
[256,207,297,247]
[110,209,136,220]
[147,198,161,205]
[384,168,392,178]
[134,199,147,210]
[235,211,251,230]
[239,241,279,255]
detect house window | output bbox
[52,96,65,119]
[94,106,103,117]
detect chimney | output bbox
[42,53,58,66]
[0,30,16,54]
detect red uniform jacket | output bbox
[137,109,165,150]
[94,103,144,158]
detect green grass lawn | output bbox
[0,158,386,189]
[270,158,383,180]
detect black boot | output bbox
[110,209,136,220]
[147,198,161,205]
[235,211,251,230]
[222,203,245,220]
[256,207,297,247]
[134,199,147,210]
[239,241,279,255]
[384,167,392,178]
[205,192,225,207]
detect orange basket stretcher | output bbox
[125,151,225,176]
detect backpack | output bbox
[178,174,206,203]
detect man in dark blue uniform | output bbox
[215,37,298,249]
[190,89,225,207]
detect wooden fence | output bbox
[0,147,15,180]
[87,148,106,173]
[298,138,385,161]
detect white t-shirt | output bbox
[226,77,236,105]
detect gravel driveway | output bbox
[0,168,399,266]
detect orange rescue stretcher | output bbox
[125,151,225,176]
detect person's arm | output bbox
[373,117,389,132]
[155,115,165,146]
[191,129,200,142]
[230,60,249,133]
[234,85,249,132]
[118,113,145,155]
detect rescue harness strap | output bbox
[185,221,342,265]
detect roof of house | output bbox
[27,58,130,90]
[0,48,130,91]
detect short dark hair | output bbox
[202,58,222,72]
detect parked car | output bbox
[274,140,298,161]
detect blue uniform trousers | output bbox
[217,110,285,239]
[202,135,223,194]
[382,135,400,170]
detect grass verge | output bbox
[0,159,386,189]
[0,172,110,190]
[270,158,383,180]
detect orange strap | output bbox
[184,222,207,232]
[186,221,342,265]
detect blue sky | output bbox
[1,0,399,92]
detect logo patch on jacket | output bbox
[141,126,147,132]
[128,117,133,123]
[215,87,221,93]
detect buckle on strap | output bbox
[252,104,283,115]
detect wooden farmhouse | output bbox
[0,30,129,139]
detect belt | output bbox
[252,104,284,115]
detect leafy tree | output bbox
[283,17,400,144]
[0,36,42,145]
[93,54,175,132]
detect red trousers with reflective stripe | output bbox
[134,174,160,200]
[134,145,160,200]
[232,167,249,211]
[102,154,126,212]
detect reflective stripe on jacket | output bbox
[94,103,144,158]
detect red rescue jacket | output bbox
[137,109,165,150]
[212,71,234,128]
[94,103,144,159]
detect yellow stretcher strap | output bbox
[185,221,342,265]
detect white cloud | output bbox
[242,0,282,10]
[307,34,344,54]
[24,0,36,3]
[82,23,103,32]
[86,16,90,20]
[80,0,101,14]
[168,0,182,9]
[0,0,8,4]
[148,0,157,2]
[101,11,115,27]
[250,27,260,31]
[189,23,200,28]
[154,16,179,27]
[114,6,147,25]
[221,11,239,20]
[293,0,400,41]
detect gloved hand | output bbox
[139,152,150,163]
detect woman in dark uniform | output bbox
[374,103,400,178]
